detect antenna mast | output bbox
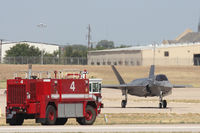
[87,24,91,50]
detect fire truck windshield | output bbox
[93,83,99,92]
[89,79,102,93]
[90,83,101,93]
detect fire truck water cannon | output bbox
[6,65,103,125]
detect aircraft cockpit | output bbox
[155,74,168,81]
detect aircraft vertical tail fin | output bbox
[111,65,125,84]
[149,65,155,80]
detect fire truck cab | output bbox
[6,66,103,125]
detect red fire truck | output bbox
[6,65,103,125]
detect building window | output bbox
[136,60,141,66]
[107,61,111,65]
[131,60,135,66]
[125,60,129,65]
[118,61,123,65]
[164,51,169,57]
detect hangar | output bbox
[88,24,200,66]
[88,42,200,66]
[0,41,59,63]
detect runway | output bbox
[0,124,200,132]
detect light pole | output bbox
[41,50,44,65]
[37,23,47,65]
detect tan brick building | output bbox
[88,25,200,66]
[88,43,200,66]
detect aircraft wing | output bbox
[173,84,193,88]
[102,84,143,89]
[102,84,127,89]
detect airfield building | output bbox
[88,24,200,66]
[0,41,59,63]
[88,43,200,66]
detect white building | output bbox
[0,41,59,63]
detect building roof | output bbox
[89,42,200,53]
[175,29,193,41]
[163,29,200,44]
[2,41,59,46]
[178,32,200,43]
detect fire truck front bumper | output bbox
[6,106,26,120]
[6,110,16,119]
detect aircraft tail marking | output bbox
[111,65,125,84]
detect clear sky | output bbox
[0,0,200,46]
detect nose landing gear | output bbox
[159,91,167,108]
[121,89,127,108]
[121,100,127,108]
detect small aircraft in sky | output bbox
[37,23,47,28]
[102,65,191,108]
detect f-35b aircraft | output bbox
[102,65,190,108]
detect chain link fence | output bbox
[3,56,87,65]
[2,56,200,66]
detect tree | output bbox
[44,50,59,57]
[63,44,87,57]
[5,43,41,57]
[96,40,114,50]
[115,44,131,48]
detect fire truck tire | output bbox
[76,105,96,125]
[55,118,68,125]
[42,105,57,125]
[9,114,24,125]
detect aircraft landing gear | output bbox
[121,100,127,108]
[159,102,162,108]
[159,100,167,108]
[162,100,167,108]
[121,89,127,108]
[159,91,167,108]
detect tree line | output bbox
[5,40,130,58]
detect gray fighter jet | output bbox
[102,65,191,108]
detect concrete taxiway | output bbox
[0,124,200,132]
[1,88,200,115]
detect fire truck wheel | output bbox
[42,105,56,125]
[76,105,96,125]
[9,114,24,125]
[55,118,68,125]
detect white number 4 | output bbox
[70,81,75,91]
